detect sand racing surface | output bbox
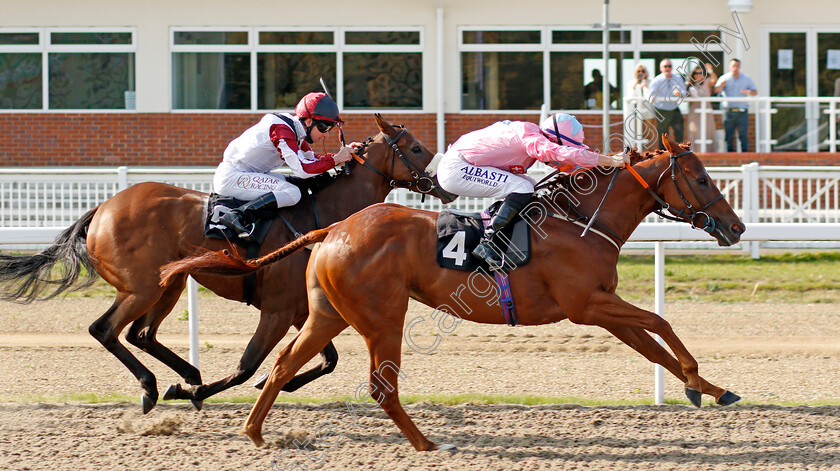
[0,297,838,470]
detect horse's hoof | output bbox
[242,427,265,448]
[717,390,741,406]
[142,394,157,414]
[190,399,204,411]
[436,443,457,451]
[253,373,269,390]
[684,387,702,408]
[163,384,179,401]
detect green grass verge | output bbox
[1,392,838,407]
[616,252,840,303]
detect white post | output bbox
[654,241,665,404]
[747,162,760,259]
[117,166,128,192]
[436,4,445,154]
[699,99,708,153]
[187,276,200,368]
[602,0,610,149]
[829,100,837,154]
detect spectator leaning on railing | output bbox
[685,63,718,152]
[648,59,687,150]
[714,58,757,153]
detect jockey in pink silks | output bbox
[435,113,629,271]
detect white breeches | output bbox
[212,162,301,207]
[436,149,535,199]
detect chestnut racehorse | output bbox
[0,114,454,413]
[161,135,746,449]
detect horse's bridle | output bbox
[628,150,723,234]
[351,126,437,194]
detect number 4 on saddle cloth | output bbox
[436,202,531,326]
[435,202,532,273]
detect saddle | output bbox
[203,173,333,304]
[435,201,532,273]
[205,194,274,246]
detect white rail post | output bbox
[829,100,838,154]
[187,276,200,368]
[699,99,708,153]
[654,241,665,404]
[117,166,128,192]
[741,162,761,259]
[748,162,760,259]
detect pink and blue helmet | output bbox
[540,113,588,149]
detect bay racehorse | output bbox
[0,114,454,413]
[161,135,746,450]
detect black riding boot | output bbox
[472,192,533,271]
[218,193,278,242]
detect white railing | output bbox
[624,96,840,153]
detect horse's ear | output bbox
[662,133,682,154]
[374,113,398,137]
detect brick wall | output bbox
[0,112,836,167]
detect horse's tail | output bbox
[159,226,333,287]
[0,207,99,303]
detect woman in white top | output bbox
[627,63,656,150]
[685,64,718,151]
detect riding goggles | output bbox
[314,120,336,133]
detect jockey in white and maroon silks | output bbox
[436,113,629,271]
[213,92,361,240]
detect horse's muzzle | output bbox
[715,221,745,246]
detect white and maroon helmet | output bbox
[540,113,588,148]
[295,92,344,124]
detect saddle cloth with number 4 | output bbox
[435,206,532,272]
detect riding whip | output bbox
[319,77,346,147]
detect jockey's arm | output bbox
[522,129,628,169]
[521,131,600,168]
[270,124,339,178]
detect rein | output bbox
[352,127,437,195]
[626,150,723,234]
[533,147,723,250]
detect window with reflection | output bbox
[171,27,423,111]
[770,32,807,151]
[258,53,335,109]
[462,51,542,110]
[0,28,135,110]
[0,53,42,109]
[172,52,250,109]
[50,53,135,109]
[344,52,422,108]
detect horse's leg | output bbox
[605,325,740,406]
[280,340,338,392]
[242,284,349,447]
[88,291,163,414]
[364,326,440,451]
[579,291,736,405]
[165,307,296,403]
[125,275,204,409]
[251,318,339,392]
[602,325,688,382]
